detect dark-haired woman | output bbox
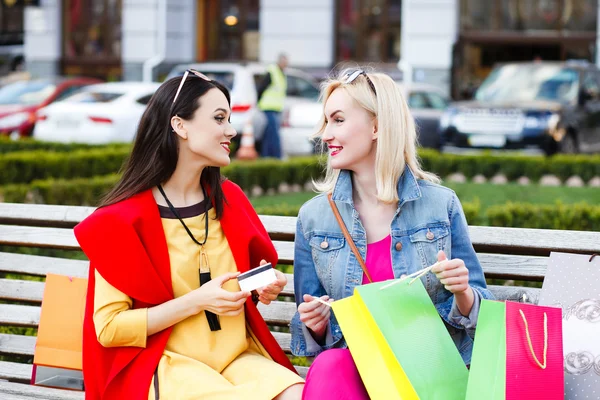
[75,71,304,400]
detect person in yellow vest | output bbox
[257,54,288,159]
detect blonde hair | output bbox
[313,68,440,203]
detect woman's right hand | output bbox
[298,294,332,339]
[187,272,250,317]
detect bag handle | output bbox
[519,309,548,369]
[327,193,373,283]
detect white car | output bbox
[166,63,320,141]
[33,82,160,144]
[280,82,450,155]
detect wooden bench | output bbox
[1,202,600,399]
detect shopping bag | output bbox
[539,252,600,399]
[332,295,418,400]
[32,273,87,390]
[332,279,468,399]
[466,300,563,400]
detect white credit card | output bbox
[237,263,277,292]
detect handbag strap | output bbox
[327,193,373,283]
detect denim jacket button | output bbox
[395,242,403,251]
[320,241,329,249]
[426,231,435,240]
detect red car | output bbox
[0,77,102,138]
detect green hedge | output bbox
[0,137,130,154]
[0,148,130,185]
[0,174,119,205]
[486,201,600,231]
[418,149,600,182]
[4,147,600,186]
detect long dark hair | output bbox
[99,75,231,218]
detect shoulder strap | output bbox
[327,193,373,283]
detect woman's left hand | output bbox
[431,250,470,295]
[256,260,287,305]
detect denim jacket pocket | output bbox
[309,234,345,291]
[409,224,450,293]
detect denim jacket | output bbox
[290,167,494,365]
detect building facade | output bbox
[20,0,600,97]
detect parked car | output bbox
[439,60,600,154]
[0,77,101,139]
[280,82,450,156]
[166,63,320,144]
[33,82,160,144]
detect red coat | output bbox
[75,181,295,400]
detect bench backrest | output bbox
[1,202,600,393]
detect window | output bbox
[136,94,153,105]
[0,81,56,105]
[408,92,428,109]
[65,91,123,103]
[62,0,122,79]
[201,0,260,61]
[286,76,319,100]
[63,0,122,59]
[53,85,85,102]
[581,70,600,97]
[0,0,38,46]
[336,0,401,63]
[425,92,448,110]
[460,0,598,32]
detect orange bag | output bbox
[32,273,88,390]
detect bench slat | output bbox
[273,246,548,281]
[0,279,44,303]
[0,259,544,305]
[0,304,40,327]
[0,203,94,229]
[0,334,36,357]
[0,245,548,286]
[3,203,600,256]
[0,361,31,384]
[0,363,306,391]
[0,301,294,329]
[0,380,85,400]
[0,332,293,358]
[0,226,79,250]
[0,282,539,327]
[469,225,600,256]
[0,252,88,279]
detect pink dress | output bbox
[302,235,394,399]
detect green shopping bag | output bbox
[342,279,469,399]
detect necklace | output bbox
[157,184,221,331]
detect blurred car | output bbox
[166,63,320,143]
[281,82,450,156]
[33,82,160,144]
[0,77,101,139]
[439,60,600,154]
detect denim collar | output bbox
[331,166,422,210]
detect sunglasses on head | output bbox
[342,69,377,95]
[172,69,211,105]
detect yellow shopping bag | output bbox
[332,279,469,400]
[332,291,419,400]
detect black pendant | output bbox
[199,270,221,331]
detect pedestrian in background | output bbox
[257,53,288,159]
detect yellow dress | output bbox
[93,201,303,400]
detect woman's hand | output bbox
[432,250,474,316]
[187,272,250,317]
[298,294,333,341]
[256,263,287,305]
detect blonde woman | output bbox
[291,69,493,397]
